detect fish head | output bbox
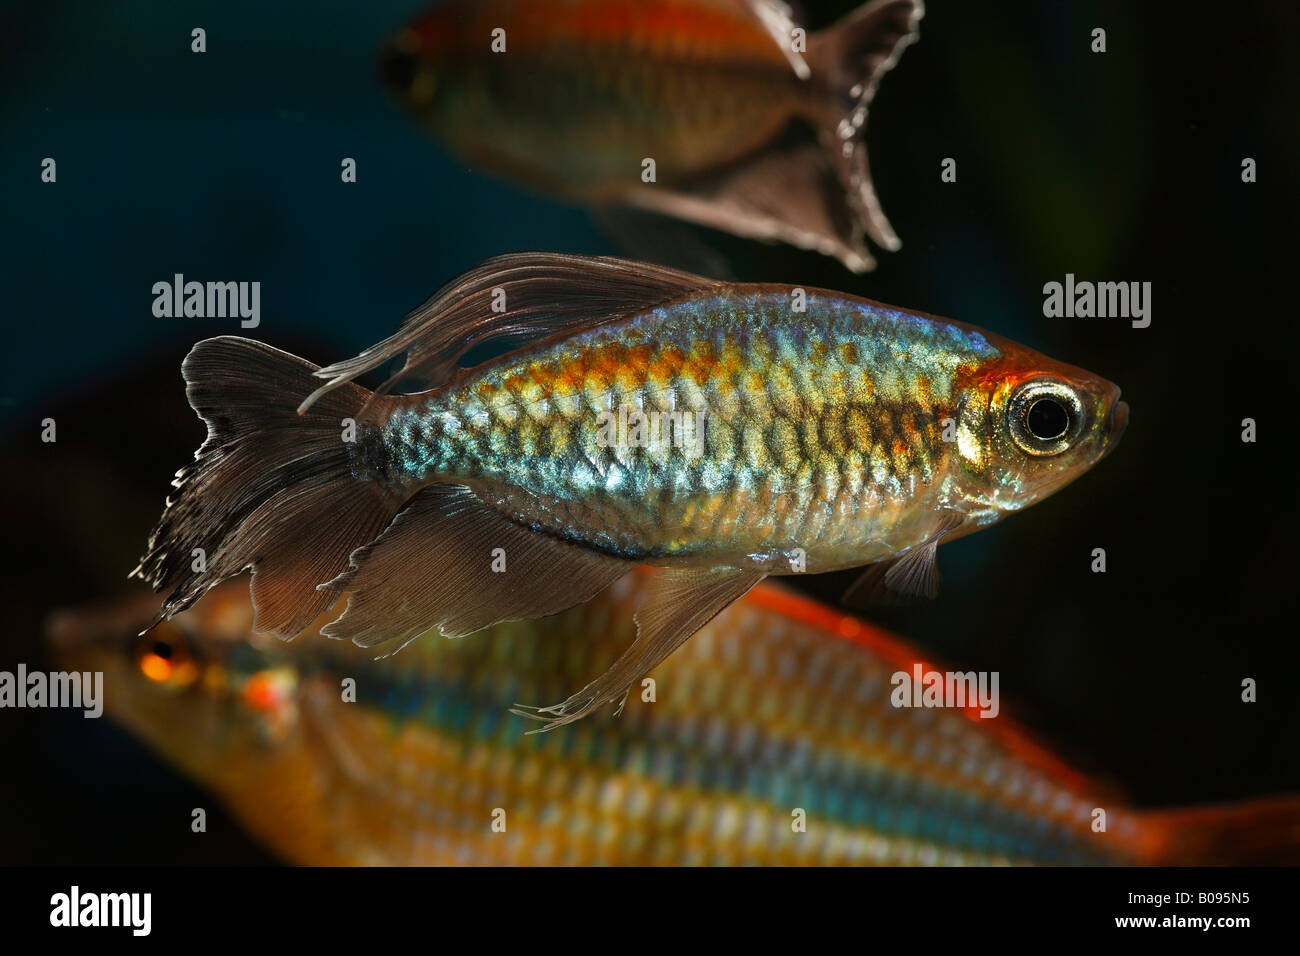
[952,343,1128,514]
[379,19,447,116]
[43,584,307,781]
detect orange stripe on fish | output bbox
[48,576,1300,866]
[746,581,1114,801]
[408,0,788,63]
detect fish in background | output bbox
[134,253,1128,729]
[46,576,1300,866]
[380,0,924,272]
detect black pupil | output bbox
[380,45,419,93]
[151,641,173,660]
[1026,399,1069,440]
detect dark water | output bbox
[1,0,1296,863]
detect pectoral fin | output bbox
[511,566,765,732]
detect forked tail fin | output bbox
[617,2,921,273]
[132,336,407,638]
[808,0,924,255]
[1136,796,1300,865]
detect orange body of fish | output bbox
[48,575,1300,865]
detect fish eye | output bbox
[133,622,200,689]
[1007,380,1083,456]
[1027,398,1069,440]
[380,32,436,104]
[380,43,420,93]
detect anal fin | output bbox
[511,566,765,732]
[320,483,634,654]
[625,135,876,273]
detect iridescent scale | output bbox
[275,576,1134,865]
[379,292,1000,567]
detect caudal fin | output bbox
[808,0,924,255]
[132,336,406,638]
[1137,796,1300,865]
[618,2,921,273]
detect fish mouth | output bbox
[1099,394,1129,460]
[1111,399,1130,434]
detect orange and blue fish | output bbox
[47,576,1300,865]
[380,0,925,272]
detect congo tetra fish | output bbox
[135,253,1128,729]
[380,0,925,272]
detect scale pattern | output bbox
[99,576,1140,866]
[379,292,1000,564]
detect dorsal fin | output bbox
[298,253,722,413]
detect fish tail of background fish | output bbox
[1133,798,1300,866]
[803,0,924,257]
[632,0,925,273]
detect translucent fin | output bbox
[511,566,765,732]
[842,509,963,606]
[132,337,406,638]
[622,0,924,273]
[626,138,877,273]
[807,0,925,253]
[299,253,721,413]
[746,0,811,79]
[320,483,634,653]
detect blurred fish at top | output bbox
[380,0,924,272]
